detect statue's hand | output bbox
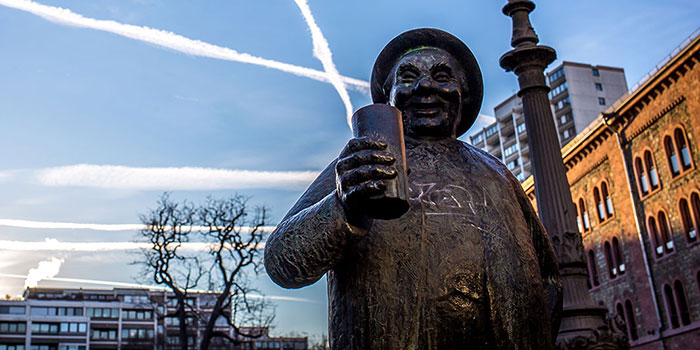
[335,136,398,217]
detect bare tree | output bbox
[137,193,273,350]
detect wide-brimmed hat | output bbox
[370,28,483,137]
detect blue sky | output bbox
[0,0,698,338]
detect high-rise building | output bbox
[0,287,307,350]
[469,61,628,182]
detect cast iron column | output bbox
[499,1,629,348]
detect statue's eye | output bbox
[398,69,418,83]
[433,70,452,83]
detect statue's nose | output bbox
[414,76,433,92]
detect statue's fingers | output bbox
[337,150,395,172]
[340,137,388,158]
[340,165,397,190]
[345,180,386,204]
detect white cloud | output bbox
[0,273,314,303]
[33,164,318,190]
[24,257,63,289]
[293,0,354,128]
[0,0,369,94]
[0,218,277,232]
[0,238,266,251]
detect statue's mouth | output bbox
[410,101,443,116]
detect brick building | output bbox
[523,29,700,349]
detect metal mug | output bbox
[351,104,410,220]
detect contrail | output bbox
[0,238,266,251]
[0,0,369,94]
[23,257,63,289]
[34,164,318,190]
[0,218,277,232]
[0,273,314,303]
[293,0,354,128]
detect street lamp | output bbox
[499,1,629,348]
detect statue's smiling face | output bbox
[388,48,463,140]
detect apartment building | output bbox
[0,288,307,350]
[469,61,628,182]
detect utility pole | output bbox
[499,1,629,348]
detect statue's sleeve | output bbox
[264,160,369,289]
[512,178,563,342]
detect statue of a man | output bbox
[265,28,562,349]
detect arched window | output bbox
[665,136,681,177]
[664,284,680,328]
[644,150,660,190]
[658,211,674,252]
[635,157,649,196]
[587,249,600,287]
[579,198,590,231]
[624,300,639,340]
[691,193,700,240]
[616,303,628,336]
[602,182,613,217]
[674,280,692,326]
[679,198,697,242]
[612,237,624,275]
[648,216,663,257]
[675,128,692,170]
[594,187,605,222]
[604,241,616,279]
[575,202,583,233]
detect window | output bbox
[0,345,26,350]
[598,97,606,105]
[658,211,673,252]
[504,143,518,157]
[559,112,572,126]
[0,322,26,334]
[0,306,24,315]
[612,237,624,275]
[592,68,600,76]
[674,128,693,171]
[604,242,616,279]
[602,182,613,217]
[679,198,697,242]
[549,67,565,83]
[594,187,605,222]
[644,151,660,190]
[579,198,590,232]
[485,124,498,138]
[587,250,600,287]
[122,309,152,320]
[648,216,663,257]
[91,328,117,340]
[549,81,568,98]
[516,123,526,134]
[86,308,118,319]
[635,157,649,196]
[691,193,700,241]
[555,96,571,111]
[506,159,519,171]
[470,133,483,145]
[665,136,681,176]
[595,83,603,91]
[121,328,155,339]
[664,281,692,329]
[624,300,639,340]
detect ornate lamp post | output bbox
[499,1,629,348]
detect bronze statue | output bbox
[265,28,562,349]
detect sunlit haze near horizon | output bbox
[0,0,698,338]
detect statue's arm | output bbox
[264,160,369,289]
[513,180,563,341]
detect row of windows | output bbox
[31,307,83,317]
[485,124,498,138]
[0,345,24,350]
[122,328,155,339]
[0,322,25,334]
[504,143,518,157]
[646,192,700,258]
[0,306,24,315]
[664,280,692,329]
[123,309,153,320]
[616,300,638,341]
[586,236,625,288]
[86,307,118,318]
[506,159,519,171]
[548,67,564,83]
[576,181,615,233]
[635,127,693,198]
[516,122,526,134]
[30,322,86,334]
[549,81,568,99]
[92,328,117,340]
